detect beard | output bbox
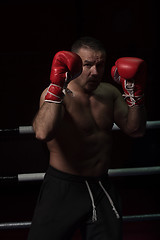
[85,78,101,93]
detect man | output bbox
[28,37,146,240]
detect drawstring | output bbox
[99,181,120,219]
[85,180,120,222]
[85,181,97,222]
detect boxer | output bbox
[28,37,146,240]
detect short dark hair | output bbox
[71,36,106,54]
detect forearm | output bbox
[112,57,147,138]
[125,105,146,137]
[32,51,82,141]
[33,102,63,141]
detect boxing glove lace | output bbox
[111,57,146,107]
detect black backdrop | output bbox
[0,0,159,129]
[0,2,159,240]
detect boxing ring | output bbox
[0,120,160,237]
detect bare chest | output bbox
[49,90,114,173]
[63,93,114,134]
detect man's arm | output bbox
[113,89,146,137]
[112,57,147,138]
[32,51,82,141]
[33,89,64,141]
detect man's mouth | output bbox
[87,79,100,89]
[88,77,99,83]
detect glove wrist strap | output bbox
[45,83,64,103]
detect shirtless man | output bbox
[28,37,146,240]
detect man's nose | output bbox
[91,65,98,75]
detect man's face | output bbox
[76,47,106,93]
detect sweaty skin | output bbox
[33,48,145,177]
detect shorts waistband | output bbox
[46,165,108,183]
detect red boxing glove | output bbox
[111,57,146,107]
[45,51,82,103]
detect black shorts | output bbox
[28,165,122,240]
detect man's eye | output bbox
[84,64,92,67]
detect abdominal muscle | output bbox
[48,129,113,177]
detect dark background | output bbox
[0,0,159,128]
[0,1,159,239]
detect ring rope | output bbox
[123,213,160,222]
[0,121,160,135]
[0,214,160,230]
[0,166,160,183]
[112,120,160,131]
[108,166,160,177]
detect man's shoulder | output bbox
[92,83,122,104]
[95,82,120,96]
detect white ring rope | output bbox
[18,173,45,182]
[0,121,160,134]
[0,213,160,230]
[113,120,160,131]
[108,166,160,177]
[0,166,159,183]
[18,166,160,181]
